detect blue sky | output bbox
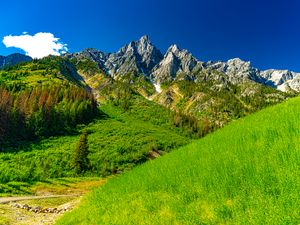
[1,0,300,71]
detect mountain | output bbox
[64,36,294,129]
[0,53,32,68]
[105,35,163,77]
[150,44,201,83]
[0,36,293,143]
[206,58,300,92]
[67,35,163,78]
[67,35,300,93]
[205,58,263,84]
[260,69,300,92]
[0,37,298,224]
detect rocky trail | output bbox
[0,178,106,225]
[0,195,79,225]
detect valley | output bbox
[0,35,299,224]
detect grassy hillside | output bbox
[0,56,84,89]
[58,96,300,225]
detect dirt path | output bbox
[0,195,78,204]
[0,178,106,225]
[0,196,80,225]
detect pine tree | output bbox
[72,129,90,175]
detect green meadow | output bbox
[57,96,300,225]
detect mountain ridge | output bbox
[2,36,299,92]
[67,35,300,92]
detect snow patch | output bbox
[277,83,288,92]
[154,82,162,93]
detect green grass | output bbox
[57,96,300,225]
[0,177,102,197]
[0,56,83,90]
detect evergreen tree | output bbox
[72,129,90,175]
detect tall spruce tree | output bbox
[72,129,90,175]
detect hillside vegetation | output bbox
[58,96,300,225]
[0,96,191,190]
[0,57,98,148]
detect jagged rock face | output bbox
[0,53,32,68]
[205,58,263,84]
[105,35,163,77]
[260,69,300,91]
[150,45,200,83]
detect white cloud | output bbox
[2,32,68,59]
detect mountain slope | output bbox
[0,56,87,89]
[0,56,98,147]
[0,53,32,69]
[57,96,300,225]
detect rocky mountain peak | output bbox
[150,44,199,82]
[104,35,163,76]
[167,44,179,53]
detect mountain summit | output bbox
[104,35,163,77]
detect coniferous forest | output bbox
[0,84,98,148]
